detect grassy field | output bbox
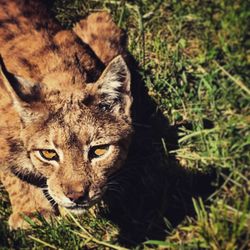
[0,0,249,249]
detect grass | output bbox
[0,0,249,249]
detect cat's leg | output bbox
[73,12,127,65]
[0,170,55,230]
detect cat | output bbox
[0,0,133,229]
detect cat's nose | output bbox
[66,185,90,204]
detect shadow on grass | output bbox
[102,54,218,247]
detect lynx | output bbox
[0,0,133,229]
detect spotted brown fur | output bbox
[0,0,133,229]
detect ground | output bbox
[0,0,249,249]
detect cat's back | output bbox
[0,0,102,82]
[0,0,59,75]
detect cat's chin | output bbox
[65,206,87,215]
[62,197,101,215]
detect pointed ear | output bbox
[0,55,43,123]
[96,55,132,116]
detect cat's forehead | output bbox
[46,98,94,127]
[45,96,102,129]
[44,86,110,127]
[40,102,120,148]
[39,111,95,148]
[53,124,94,149]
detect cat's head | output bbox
[0,55,133,213]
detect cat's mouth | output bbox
[61,195,101,215]
[65,197,100,210]
[44,186,105,214]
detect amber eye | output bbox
[39,150,59,161]
[89,145,109,159]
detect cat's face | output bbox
[0,56,133,213]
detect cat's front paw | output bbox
[8,212,30,230]
[8,210,54,230]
